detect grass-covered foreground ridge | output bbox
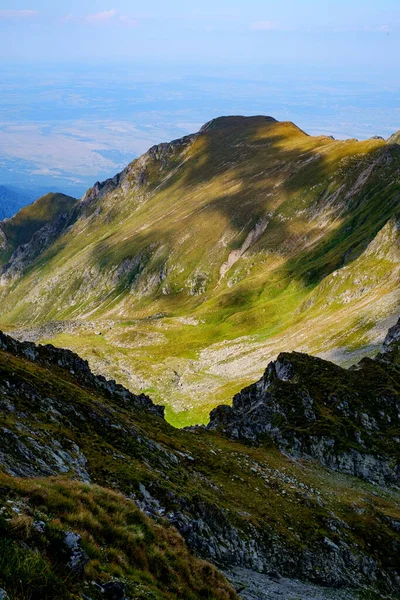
[0,323,399,598]
[0,475,237,600]
[0,116,398,424]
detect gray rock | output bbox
[63,531,89,578]
[382,316,400,351]
[32,520,46,533]
[224,567,359,600]
[102,581,126,600]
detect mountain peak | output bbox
[388,130,400,145]
[199,115,277,132]
[0,191,77,273]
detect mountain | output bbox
[0,192,77,268]
[0,185,34,220]
[209,317,400,485]
[0,320,399,598]
[388,130,400,145]
[0,116,399,426]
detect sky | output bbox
[0,0,399,65]
[0,1,399,197]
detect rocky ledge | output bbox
[0,330,164,417]
[209,318,400,486]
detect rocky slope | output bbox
[0,117,399,425]
[209,318,400,486]
[0,325,400,598]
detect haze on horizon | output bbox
[0,0,399,196]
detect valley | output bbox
[0,116,398,425]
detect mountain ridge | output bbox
[0,192,77,268]
[0,116,398,425]
[0,318,399,598]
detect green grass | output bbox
[0,118,398,423]
[0,538,64,600]
[0,343,399,597]
[0,475,238,600]
[0,192,77,265]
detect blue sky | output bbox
[0,0,399,66]
[0,2,399,196]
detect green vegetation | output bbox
[0,335,399,598]
[0,192,77,264]
[0,474,237,600]
[0,117,398,424]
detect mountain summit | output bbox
[388,130,400,145]
[199,115,278,131]
[0,116,399,424]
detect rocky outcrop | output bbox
[0,330,164,418]
[380,316,400,361]
[0,426,90,480]
[61,531,89,578]
[133,479,398,592]
[208,320,400,485]
[0,227,7,251]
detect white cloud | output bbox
[0,9,38,19]
[86,9,116,23]
[250,21,282,31]
[119,15,137,27]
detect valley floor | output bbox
[225,568,360,600]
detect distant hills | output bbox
[0,116,399,425]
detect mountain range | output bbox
[0,115,399,599]
[0,116,398,427]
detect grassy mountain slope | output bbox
[0,475,237,600]
[0,192,77,264]
[0,327,399,598]
[0,117,399,424]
